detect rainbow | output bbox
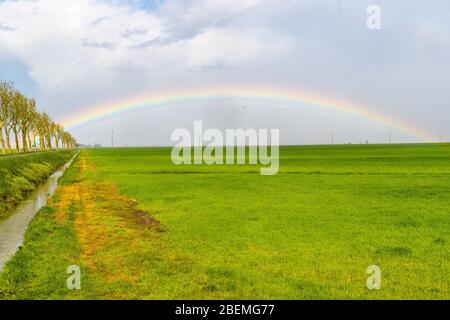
[62,86,435,142]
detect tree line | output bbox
[0,81,76,155]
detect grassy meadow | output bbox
[0,144,449,299]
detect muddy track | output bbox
[50,153,163,292]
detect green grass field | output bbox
[1,144,449,299]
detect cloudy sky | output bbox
[0,0,449,146]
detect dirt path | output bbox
[48,153,163,298]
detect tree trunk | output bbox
[46,136,52,150]
[28,133,33,150]
[34,136,38,151]
[0,128,5,155]
[40,137,45,151]
[13,128,20,153]
[22,129,28,153]
[5,129,12,154]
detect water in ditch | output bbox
[0,154,77,271]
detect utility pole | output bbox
[332,133,335,145]
[439,131,442,143]
[389,133,392,144]
[111,130,114,148]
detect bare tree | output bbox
[45,120,56,150]
[10,91,28,152]
[0,81,14,154]
[62,131,76,149]
[0,80,77,155]
[0,123,4,155]
[30,113,40,151]
[18,98,37,153]
[26,107,36,151]
[35,112,51,151]
[54,124,65,150]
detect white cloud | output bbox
[0,0,449,145]
[0,0,291,118]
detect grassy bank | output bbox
[0,150,76,218]
[1,145,449,299]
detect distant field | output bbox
[1,144,449,299]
